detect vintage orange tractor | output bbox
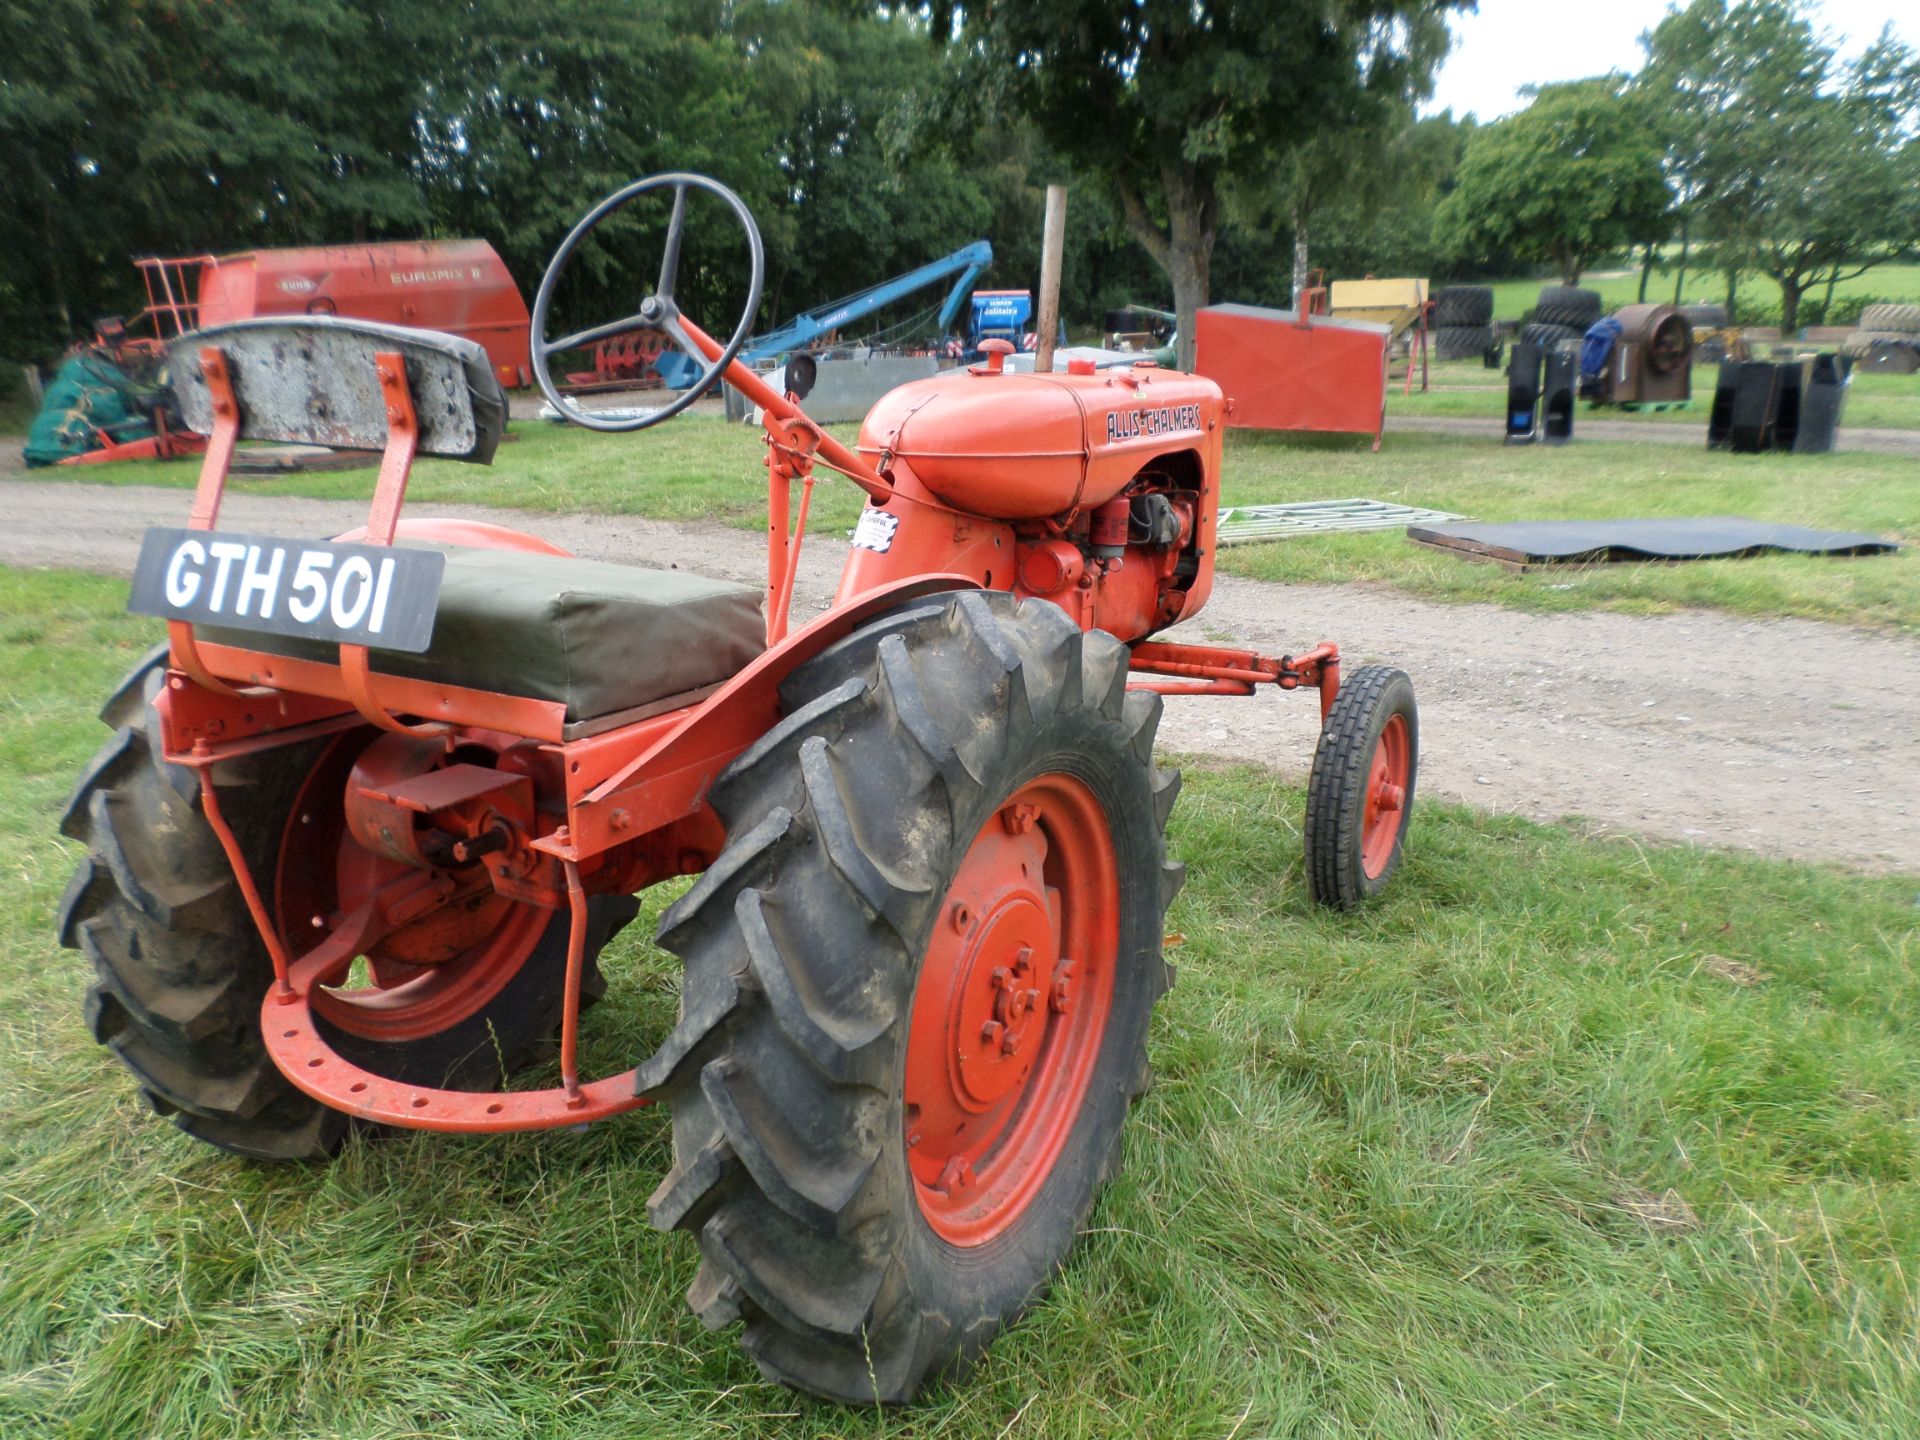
[57,176,1418,1401]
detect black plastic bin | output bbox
[1792,353,1850,454]
[1506,342,1542,444]
[1706,361,1739,448]
[1542,347,1576,444]
[1727,361,1780,453]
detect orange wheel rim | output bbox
[274,733,547,1047]
[904,774,1120,1247]
[1359,713,1411,880]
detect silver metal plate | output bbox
[1215,498,1466,546]
[170,318,504,461]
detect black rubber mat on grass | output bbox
[1407,516,1897,567]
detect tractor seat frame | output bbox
[163,318,762,737]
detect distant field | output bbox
[1450,264,1920,324]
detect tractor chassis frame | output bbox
[155,329,1341,1139]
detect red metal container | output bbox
[192,240,532,388]
[1193,303,1388,443]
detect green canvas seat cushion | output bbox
[203,543,765,722]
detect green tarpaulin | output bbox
[23,349,164,466]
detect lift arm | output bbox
[657,241,992,388]
[748,240,992,360]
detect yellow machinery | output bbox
[1329,278,1429,338]
[1330,277,1431,393]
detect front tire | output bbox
[638,592,1182,1401]
[1304,665,1418,910]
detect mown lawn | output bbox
[1214,429,1920,634]
[3,567,1919,1438]
[45,406,1920,632]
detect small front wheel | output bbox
[1304,665,1418,909]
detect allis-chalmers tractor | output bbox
[58,176,1418,1401]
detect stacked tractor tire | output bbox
[1519,286,1602,349]
[1430,285,1494,360]
[1842,304,1920,371]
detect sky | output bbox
[1424,0,1919,119]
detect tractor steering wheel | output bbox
[530,173,765,432]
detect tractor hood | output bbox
[856,361,1223,521]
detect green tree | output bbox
[1638,0,1920,331]
[1244,107,1468,306]
[408,0,779,335]
[1,0,432,356]
[929,0,1460,369]
[1434,78,1671,285]
[1633,0,1825,304]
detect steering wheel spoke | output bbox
[530,173,765,434]
[657,182,688,300]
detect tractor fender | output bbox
[329,517,571,555]
[566,573,981,854]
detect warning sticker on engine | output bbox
[851,509,899,553]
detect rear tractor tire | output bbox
[57,645,636,1160]
[1519,321,1581,349]
[1534,286,1602,330]
[1305,665,1418,910]
[1431,284,1495,329]
[1858,303,1920,334]
[638,592,1181,1402]
[1433,323,1494,361]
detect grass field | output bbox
[43,408,1920,633]
[1390,361,1920,433]
[1216,432,1919,633]
[3,566,1919,1437]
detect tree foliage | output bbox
[1637,0,1920,330]
[16,0,1904,373]
[1434,78,1672,285]
[0,0,1484,375]
[0,1,1029,362]
[929,0,1461,367]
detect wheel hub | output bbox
[1360,713,1413,879]
[904,774,1119,1247]
[275,731,549,1047]
[938,853,1055,1111]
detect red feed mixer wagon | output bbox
[141,239,533,389]
[57,175,1420,1402]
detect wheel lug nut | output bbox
[1000,1032,1018,1056]
[980,1019,1003,1046]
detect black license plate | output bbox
[128,528,445,653]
